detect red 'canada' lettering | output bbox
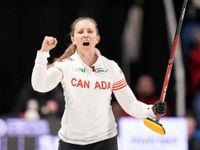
[71,78,90,88]
[71,78,111,89]
[95,81,111,89]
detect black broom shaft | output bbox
[160,0,188,102]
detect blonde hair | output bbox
[58,17,99,61]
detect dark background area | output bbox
[0,0,185,116]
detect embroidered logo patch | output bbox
[93,68,108,73]
[75,67,86,73]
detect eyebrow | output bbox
[77,27,94,30]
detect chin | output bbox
[81,46,91,51]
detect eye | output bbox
[77,31,84,34]
[87,30,93,33]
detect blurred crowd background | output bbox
[1,0,200,149]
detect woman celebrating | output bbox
[31,17,166,150]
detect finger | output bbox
[47,38,55,46]
[53,38,58,45]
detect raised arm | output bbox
[31,36,62,92]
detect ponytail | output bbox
[58,44,76,61]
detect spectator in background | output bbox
[134,74,172,116]
[41,99,59,118]
[185,111,200,150]
[134,74,157,104]
[24,98,40,120]
[13,81,65,119]
[188,28,200,128]
[189,28,200,95]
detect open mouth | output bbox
[83,42,90,46]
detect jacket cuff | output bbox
[146,105,156,117]
[35,51,50,65]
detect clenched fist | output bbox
[40,36,58,52]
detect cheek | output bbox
[73,37,81,44]
[92,38,98,45]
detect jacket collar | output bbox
[70,48,102,70]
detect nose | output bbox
[83,31,89,37]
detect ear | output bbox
[71,36,75,44]
[96,35,101,44]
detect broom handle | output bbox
[160,0,188,103]
[156,0,188,122]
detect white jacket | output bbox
[31,50,155,145]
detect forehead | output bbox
[74,19,96,30]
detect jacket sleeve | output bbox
[113,85,155,118]
[111,61,155,118]
[31,51,63,93]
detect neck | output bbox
[78,49,97,67]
